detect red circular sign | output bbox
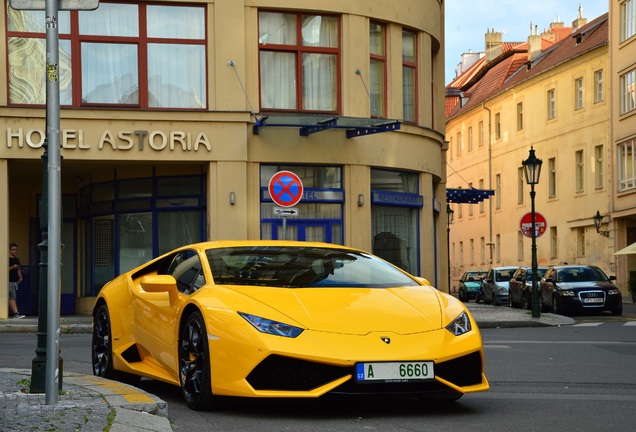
[520,212,547,237]
[268,171,304,207]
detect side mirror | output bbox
[609,275,617,281]
[139,275,179,305]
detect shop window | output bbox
[258,11,339,113]
[370,169,420,274]
[7,2,207,109]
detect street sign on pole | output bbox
[520,211,547,238]
[268,171,304,208]
[9,0,98,10]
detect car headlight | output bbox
[608,289,620,295]
[558,290,575,296]
[446,311,472,336]
[496,287,507,293]
[238,312,304,338]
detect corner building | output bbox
[0,0,448,316]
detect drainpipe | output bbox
[483,102,493,264]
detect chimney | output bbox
[528,23,542,61]
[485,28,503,63]
[572,4,587,31]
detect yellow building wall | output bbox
[446,45,611,289]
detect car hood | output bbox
[556,281,615,290]
[228,285,444,335]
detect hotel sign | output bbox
[4,128,212,152]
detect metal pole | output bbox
[531,185,540,318]
[447,224,451,294]
[45,0,62,405]
[29,143,49,394]
[282,216,287,240]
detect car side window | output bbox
[167,250,205,294]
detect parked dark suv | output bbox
[539,265,622,316]
[509,266,548,309]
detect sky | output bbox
[445,1,609,84]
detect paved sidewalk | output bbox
[0,368,172,431]
[0,302,577,431]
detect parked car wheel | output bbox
[552,296,569,316]
[92,304,140,385]
[612,303,623,316]
[521,292,531,310]
[179,310,218,411]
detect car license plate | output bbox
[355,361,434,383]
[583,298,603,303]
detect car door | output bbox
[483,269,494,301]
[539,268,555,308]
[510,268,524,304]
[132,249,203,375]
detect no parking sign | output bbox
[268,171,304,207]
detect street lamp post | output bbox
[522,147,543,318]
[447,204,454,294]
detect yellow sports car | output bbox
[92,241,489,410]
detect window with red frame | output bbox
[369,21,386,118]
[258,11,340,113]
[6,2,207,109]
[402,29,417,123]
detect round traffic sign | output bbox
[520,212,547,238]
[268,171,304,207]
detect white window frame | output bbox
[575,149,584,193]
[595,144,604,189]
[622,0,636,42]
[594,69,604,103]
[548,157,557,198]
[575,77,584,110]
[547,88,556,120]
[619,138,636,192]
[620,68,636,115]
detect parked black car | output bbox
[458,270,486,302]
[539,265,622,316]
[509,266,548,309]
[480,266,517,306]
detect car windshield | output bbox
[465,272,482,281]
[557,267,609,282]
[495,270,513,282]
[526,268,547,281]
[205,246,420,288]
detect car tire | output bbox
[611,303,623,316]
[179,310,219,411]
[92,303,141,385]
[552,297,569,316]
[521,292,531,310]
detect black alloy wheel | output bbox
[92,304,140,384]
[179,310,217,410]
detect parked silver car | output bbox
[480,267,517,306]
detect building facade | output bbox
[445,11,615,292]
[610,0,636,291]
[0,0,449,317]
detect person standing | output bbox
[9,243,24,319]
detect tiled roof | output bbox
[445,13,608,122]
